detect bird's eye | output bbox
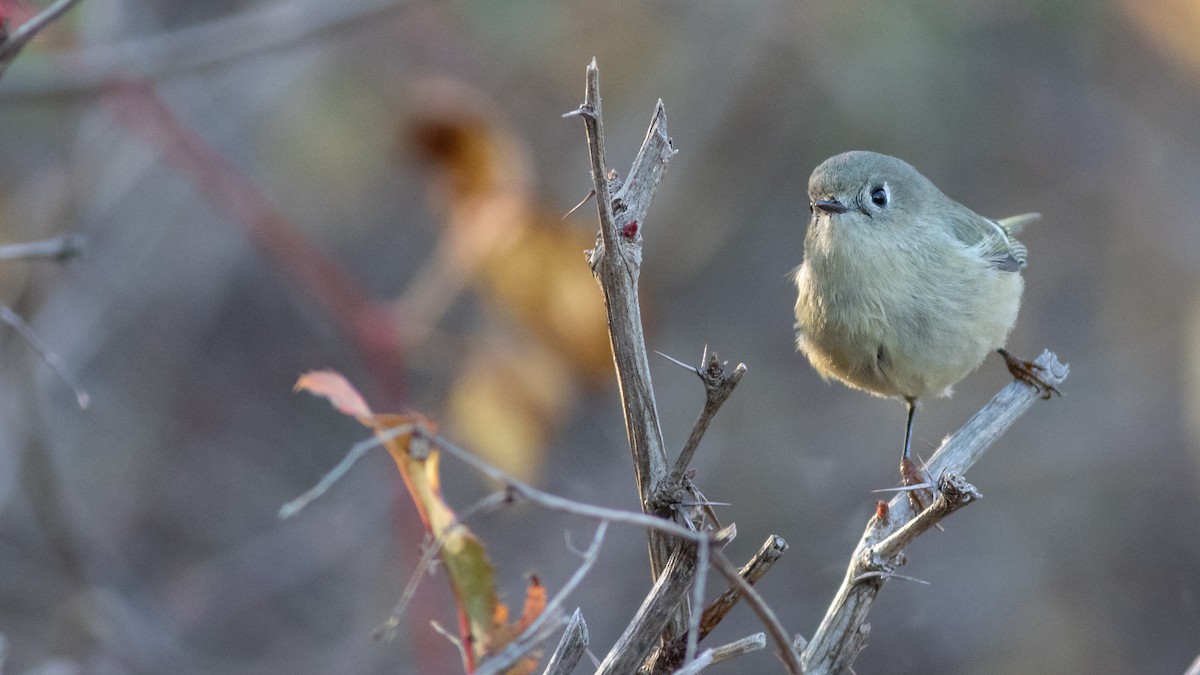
[870,185,888,207]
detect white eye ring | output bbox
[870,182,889,207]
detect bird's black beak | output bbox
[811,199,848,215]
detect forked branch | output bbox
[802,351,1069,674]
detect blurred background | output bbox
[1,0,1198,673]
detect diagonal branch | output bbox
[652,533,788,670]
[596,542,700,675]
[802,350,1069,675]
[542,608,588,675]
[477,522,608,675]
[711,549,804,674]
[0,0,85,81]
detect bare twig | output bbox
[543,608,588,675]
[429,620,469,674]
[562,189,596,221]
[0,305,89,408]
[711,550,804,674]
[685,537,711,664]
[0,234,86,262]
[654,534,788,670]
[429,430,704,543]
[0,0,412,98]
[0,0,85,80]
[699,534,788,639]
[709,633,767,665]
[278,424,415,519]
[671,650,713,675]
[373,491,512,643]
[1185,652,1200,675]
[597,542,700,675]
[869,472,980,564]
[664,349,747,488]
[565,59,680,585]
[477,522,608,675]
[801,350,1069,675]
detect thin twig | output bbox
[429,430,704,543]
[0,305,89,408]
[0,234,86,262]
[685,536,710,664]
[278,424,414,519]
[654,534,789,671]
[477,522,608,675]
[709,633,767,665]
[802,350,1069,675]
[870,472,979,563]
[373,491,512,643]
[1184,652,1200,675]
[711,549,804,675]
[0,0,85,80]
[429,621,469,674]
[542,608,588,675]
[0,0,413,98]
[700,534,788,638]
[666,350,747,486]
[671,649,713,675]
[561,189,595,221]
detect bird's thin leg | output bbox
[902,397,916,461]
[899,398,924,486]
[898,397,933,510]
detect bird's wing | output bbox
[948,210,1034,272]
[996,212,1040,236]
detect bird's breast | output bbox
[794,233,1022,400]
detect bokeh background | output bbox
[2,0,1199,673]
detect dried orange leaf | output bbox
[297,370,502,668]
[295,370,373,419]
[515,576,546,633]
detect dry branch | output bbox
[0,234,86,262]
[654,534,788,670]
[596,543,699,675]
[543,608,588,675]
[564,58,675,522]
[802,350,1069,674]
[565,58,688,639]
[0,0,85,80]
[566,59,797,673]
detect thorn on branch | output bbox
[561,104,597,121]
[0,233,87,262]
[562,189,596,221]
[661,349,747,487]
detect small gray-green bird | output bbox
[793,151,1055,478]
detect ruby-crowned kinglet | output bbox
[793,151,1055,474]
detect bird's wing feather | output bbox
[996,212,1040,236]
[947,210,1033,271]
